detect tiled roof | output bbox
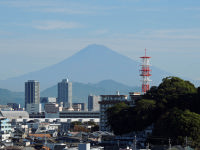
[29,134,51,138]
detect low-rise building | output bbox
[99,94,129,132]
[129,92,141,102]
[40,97,57,103]
[40,97,57,111]
[44,103,62,118]
[26,103,42,114]
[79,143,90,150]
[59,111,100,119]
[0,105,12,111]
[72,103,82,111]
[0,118,12,141]
[7,103,21,111]
[73,103,87,111]
[0,111,29,119]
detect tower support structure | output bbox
[140,49,151,93]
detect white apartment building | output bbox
[0,118,12,141]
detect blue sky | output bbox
[0,0,200,82]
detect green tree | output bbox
[146,76,197,111]
[106,100,156,135]
[157,77,196,100]
[133,99,157,130]
[106,76,200,144]
[153,108,200,147]
[106,102,131,135]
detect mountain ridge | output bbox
[0,44,172,91]
[0,79,140,106]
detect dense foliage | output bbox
[106,76,200,147]
[153,108,200,147]
[106,100,157,135]
[145,77,197,111]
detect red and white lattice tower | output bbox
[140,48,151,93]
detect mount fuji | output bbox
[0,44,171,91]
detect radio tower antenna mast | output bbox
[140,48,151,93]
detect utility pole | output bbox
[117,140,119,148]
[185,136,188,150]
[168,138,171,150]
[45,131,47,148]
[133,135,137,150]
[146,143,149,150]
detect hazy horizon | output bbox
[0,0,200,82]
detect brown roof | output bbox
[99,100,130,104]
[29,134,51,138]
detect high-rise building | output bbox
[57,79,72,109]
[25,80,40,109]
[88,95,100,111]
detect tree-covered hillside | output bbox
[107,77,200,147]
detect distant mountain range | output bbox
[0,44,172,91]
[0,88,24,106]
[41,79,140,102]
[0,79,140,107]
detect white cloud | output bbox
[33,21,83,30]
[0,0,119,16]
[0,0,54,7]
[109,29,200,40]
[30,5,119,16]
[135,8,163,12]
[141,29,200,40]
[36,8,92,15]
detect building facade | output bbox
[59,111,100,119]
[99,94,129,132]
[44,103,61,118]
[40,97,57,104]
[0,118,12,141]
[26,103,42,114]
[57,79,72,109]
[25,80,40,109]
[72,103,82,111]
[88,95,100,111]
[7,103,21,111]
[0,111,29,119]
[73,103,87,111]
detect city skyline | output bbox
[0,0,200,83]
